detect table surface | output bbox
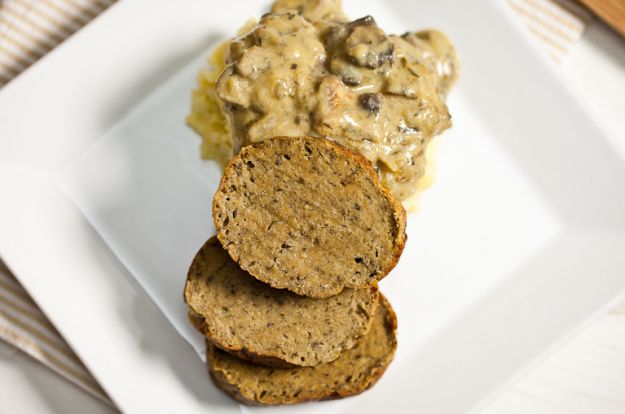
[1,18,624,414]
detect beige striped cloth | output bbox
[0,0,591,407]
[507,0,592,62]
[0,261,112,404]
[0,0,115,86]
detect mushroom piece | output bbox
[359,93,382,114]
[345,25,394,69]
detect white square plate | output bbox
[2,1,625,413]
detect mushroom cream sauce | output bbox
[187,0,458,207]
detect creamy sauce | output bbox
[189,0,458,201]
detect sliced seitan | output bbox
[213,136,407,298]
[184,236,379,367]
[207,293,397,405]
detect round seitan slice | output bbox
[207,293,397,405]
[213,136,407,298]
[184,237,379,367]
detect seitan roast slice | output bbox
[184,237,379,367]
[213,136,407,298]
[207,293,397,405]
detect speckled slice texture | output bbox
[207,293,397,405]
[184,237,379,367]
[213,136,407,298]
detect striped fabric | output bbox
[0,0,590,408]
[0,0,116,86]
[508,0,592,62]
[0,261,113,405]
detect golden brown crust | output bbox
[206,293,398,405]
[208,363,257,405]
[213,136,407,298]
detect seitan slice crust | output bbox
[213,136,407,298]
[184,237,379,367]
[207,293,397,405]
